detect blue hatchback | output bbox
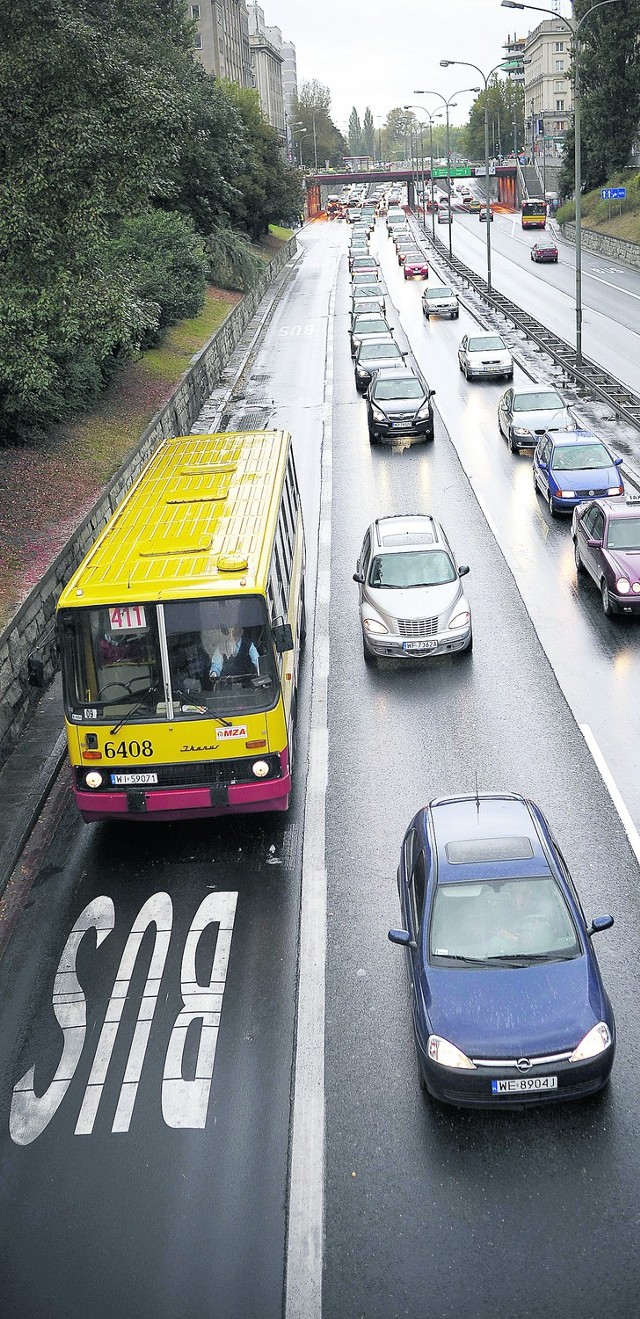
[389,793,615,1108]
[533,428,624,515]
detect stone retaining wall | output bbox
[0,236,298,768]
[560,221,640,269]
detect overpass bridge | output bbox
[304,164,520,216]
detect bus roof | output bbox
[57,430,290,610]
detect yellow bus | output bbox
[56,430,305,822]
[521,198,547,229]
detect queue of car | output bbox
[346,186,618,1111]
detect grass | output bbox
[557,170,640,242]
[0,228,294,629]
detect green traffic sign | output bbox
[432,166,472,177]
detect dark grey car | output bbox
[497,385,575,453]
[354,339,406,393]
[365,367,435,444]
[350,315,393,358]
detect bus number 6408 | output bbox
[104,740,154,759]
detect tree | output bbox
[362,108,375,159]
[464,79,523,161]
[222,83,303,241]
[291,81,345,169]
[348,108,362,156]
[382,108,418,161]
[559,0,640,196]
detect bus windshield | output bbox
[60,596,278,721]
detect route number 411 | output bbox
[10,891,238,1146]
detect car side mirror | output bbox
[586,536,602,548]
[388,928,417,950]
[353,571,365,584]
[429,389,436,398]
[458,564,470,577]
[588,915,614,935]
[273,620,294,653]
[614,456,623,466]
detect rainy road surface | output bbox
[1,217,640,1319]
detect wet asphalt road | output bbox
[1,217,640,1318]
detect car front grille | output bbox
[397,615,440,638]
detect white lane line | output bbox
[580,723,640,867]
[285,278,336,1319]
[582,270,640,303]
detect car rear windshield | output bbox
[373,379,424,400]
[353,318,388,334]
[468,336,506,352]
[513,391,564,412]
[429,876,580,965]
[369,548,455,588]
[359,342,400,360]
[553,442,610,471]
[607,519,640,550]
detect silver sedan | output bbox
[458,333,513,382]
[497,385,575,453]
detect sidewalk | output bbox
[0,673,67,895]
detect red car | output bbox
[426,198,439,213]
[531,241,559,263]
[403,254,429,280]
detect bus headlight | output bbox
[252,760,270,778]
[85,771,104,789]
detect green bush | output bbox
[110,210,207,346]
[205,225,264,292]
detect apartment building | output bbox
[248,4,285,141]
[523,17,574,160]
[191,0,253,87]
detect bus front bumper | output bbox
[74,751,291,821]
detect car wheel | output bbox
[423,311,430,319]
[548,490,557,518]
[506,370,514,381]
[453,310,459,318]
[363,635,376,665]
[574,539,584,574]
[601,579,615,617]
[461,629,473,655]
[463,363,469,380]
[368,429,377,445]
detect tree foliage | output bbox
[362,108,375,160]
[0,0,303,442]
[291,81,345,169]
[559,0,640,197]
[348,108,363,156]
[464,79,524,161]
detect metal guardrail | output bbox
[413,215,640,436]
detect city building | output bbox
[248,4,285,142]
[502,32,526,86]
[191,0,253,88]
[522,17,574,162]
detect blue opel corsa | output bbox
[389,793,615,1107]
[533,428,624,516]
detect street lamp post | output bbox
[293,127,307,169]
[439,59,513,293]
[414,87,479,257]
[404,105,443,239]
[501,0,623,364]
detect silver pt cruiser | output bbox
[353,514,472,664]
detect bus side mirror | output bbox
[273,620,294,653]
[28,653,46,687]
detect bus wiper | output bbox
[109,684,160,735]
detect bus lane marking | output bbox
[9,891,238,1144]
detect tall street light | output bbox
[404,105,443,240]
[440,60,515,292]
[293,127,307,169]
[414,88,479,257]
[502,0,623,365]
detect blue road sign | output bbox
[601,187,626,200]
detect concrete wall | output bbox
[0,236,298,769]
[560,221,640,270]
